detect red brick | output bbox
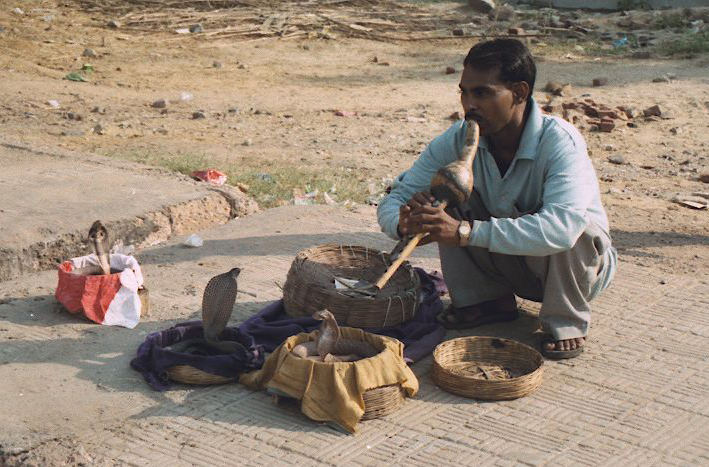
[599,120,615,132]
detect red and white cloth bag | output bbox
[55,253,145,328]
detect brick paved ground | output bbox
[1,205,707,465]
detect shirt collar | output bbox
[475,96,543,161]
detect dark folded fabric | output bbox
[238,268,447,363]
[130,323,264,391]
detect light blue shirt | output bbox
[378,98,615,262]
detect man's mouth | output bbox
[464,111,484,124]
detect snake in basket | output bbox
[291,310,379,362]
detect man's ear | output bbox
[511,81,530,104]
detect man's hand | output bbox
[398,191,435,237]
[398,192,463,247]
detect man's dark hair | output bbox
[463,39,536,99]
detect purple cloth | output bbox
[130,323,265,391]
[238,268,447,363]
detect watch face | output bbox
[459,222,471,236]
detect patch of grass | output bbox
[656,30,709,56]
[227,165,371,208]
[104,149,382,209]
[651,11,691,30]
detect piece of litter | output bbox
[179,91,193,102]
[175,28,190,34]
[183,234,204,248]
[323,192,336,205]
[47,99,60,109]
[334,277,363,289]
[677,200,706,210]
[334,110,356,117]
[191,169,227,186]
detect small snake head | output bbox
[88,220,109,250]
[312,309,335,322]
[229,267,241,279]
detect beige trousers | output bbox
[439,193,616,340]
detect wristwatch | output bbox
[457,220,472,247]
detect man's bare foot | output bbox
[541,336,586,359]
[543,337,585,352]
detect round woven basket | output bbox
[362,384,406,420]
[167,365,235,385]
[432,337,544,400]
[282,244,421,327]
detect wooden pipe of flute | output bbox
[373,119,480,291]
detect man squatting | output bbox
[377,39,617,359]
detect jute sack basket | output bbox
[432,336,544,400]
[283,244,421,328]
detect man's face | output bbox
[459,65,521,136]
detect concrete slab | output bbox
[0,140,257,282]
[1,204,707,465]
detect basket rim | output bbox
[433,336,544,382]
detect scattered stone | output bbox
[699,174,709,183]
[92,123,105,135]
[653,76,671,83]
[468,0,495,14]
[670,127,681,135]
[371,56,378,63]
[66,112,83,121]
[61,129,86,137]
[445,66,456,75]
[242,139,253,146]
[599,120,615,132]
[212,61,222,68]
[107,20,120,29]
[82,48,96,58]
[508,27,524,35]
[12,7,24,15]
[192,111,206,119]
[659,279,667,285]
[47,99,60,109]
[592,77,608,87]
[608,154,626,165]
[92,106,106,114]
[493,5,515,21]
[604,145,615,151]
[448,111,462,120]
[643,104,662,117]
[189,23,204,33]
[452,28,464,36]
[543,81,570,97]
[236,182,249,193]
[151,99,168,109]
[227,107,239,114]
[237,63,247,69]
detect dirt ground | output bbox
[0,0,708,463]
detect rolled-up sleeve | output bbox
[470,131,595,256]
[377,123,463,239]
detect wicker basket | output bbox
[362,384,406,420]
[432,337,544,400]
[167,365,235,385]
[282,244,420,327]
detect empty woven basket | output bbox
[283,244,421,328]
[432,336,544,400]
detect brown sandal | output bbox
[436,305,518,330]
